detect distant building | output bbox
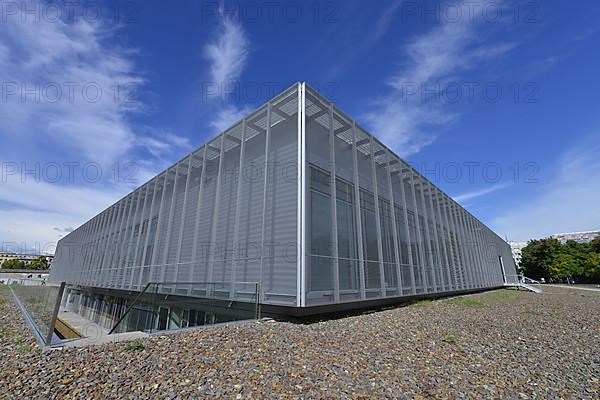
[0,252,54,267]
[508,241,528,266]
[0,269,49,285]
[551,231,600,244]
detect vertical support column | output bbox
[150,172,170,281]
[131,184,150,289]
[409,171,428,292]
[417,176,438,292]
[433,191,452,290]
[139,178,159,286]
[121,189,141,287]
[466,214,485,288]
[480,225,491,286]
[77,221,89,285]
[174,157,193,283]
[477,224,487,285]
[385,153,402,296]
[259,103,272,302]
[207,135,226,285]
[79,220,92,285]
[328,105,341,303]
[110,196,130,287]
[298,83,306,306]
[457,205,475,289]
[478,220,491,286]
[93,210,110,285]
[351,122,366,300]
[231,119,247,300]
[445,197,463,290]
[369,137,386,297]
[398,166,417,295]
[190,147,208,282]
[84,221,92,284]
[99,205,118,287]
[453,202,472,289]
[114,195,130,287]
[449,202,466,289]
[160,164,181,283]
[84,219,96,284]
[426,183,446,291]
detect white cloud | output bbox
[137,129,193,161]
[0,163,130,248]
[363,1,513,157]
[203,5,249,95]
[0,209,90,253]
[202,4,250,133]
[492,135,600,241]
[453,182,512,203]
[0,2,189,250]
[208,104,252,132]
[0,11,143,165]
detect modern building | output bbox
[0,252,54,267]
[508,241,528,267]
[50,83,516,332]
[551,231,600,244]
[0,269,49,285]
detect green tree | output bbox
[1,259,26,269]
[28,256,49,270]
[584,253,600,282]
[588,236,600,254]
[520,238,562,280]
[549,253,583,282]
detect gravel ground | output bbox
[1,285,599,399]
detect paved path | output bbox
[545,284,600,292]
[58,307,147,348]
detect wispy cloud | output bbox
[326,0,403,80]
[453,182,512,203]
[202,3,250,132]
[203,3,249,93]
[492,134,600,241]
[0,2,190,249]
[208,104,252,132]
[363,1,513,157]
[0,12,143,166]
[0,175,128,249]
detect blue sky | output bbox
[1,0,600,253]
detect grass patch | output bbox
[446,297,484,307]
[125,340,145,352]
[482,290,521,304]
[412,299,435,307]
[13,337,24,345]
[443,332,458,344]
[17,344,36,353]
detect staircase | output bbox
[504,275,543,293]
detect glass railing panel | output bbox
[109,281,259,335]
[8,281,65,346]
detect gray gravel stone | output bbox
[0,286,599,399]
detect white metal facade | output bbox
[50,83,516,309]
